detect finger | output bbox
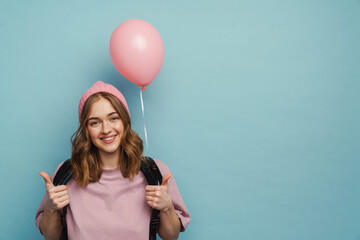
[50,194,69,205]
[57,199,70,209]
[161,174,172,186]
[39,172,53,186]
[145,196,155,201]
[146,185,162,192]
[49,189,68,199]
[45,183,53,190]
[49,194,70,209]
[48,185,68,194]
[57,194,69,203]
[146,201,154,208]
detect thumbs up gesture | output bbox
[39,171,70,211]
[145,173,174,212]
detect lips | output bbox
[100,135,117,144]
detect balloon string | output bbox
[140,89,149,154]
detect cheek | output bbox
[116,122,124,133]
[87,127,99,142]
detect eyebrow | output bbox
[87,112,118,121]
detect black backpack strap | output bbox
[53,159,72,186]
[53,159,72,240]
[141,157,162,185]
[140,156,163,240]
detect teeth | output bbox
[102,136,115,141]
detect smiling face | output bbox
[87,96,124,158]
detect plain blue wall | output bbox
[1,0,359,239]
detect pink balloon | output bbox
[109,19,164,90]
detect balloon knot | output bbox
[141,86,146,91]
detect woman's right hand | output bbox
[39,172,70,211]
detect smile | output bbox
[100,135,117,143]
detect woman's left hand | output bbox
[145,173,174,212]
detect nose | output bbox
[101,120,111,134]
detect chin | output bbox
[99,146,120,155]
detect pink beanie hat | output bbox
[78,81,130,121]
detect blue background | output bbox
[1,0,359,239]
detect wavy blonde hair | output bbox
[70,92,143,187]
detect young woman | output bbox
[35,81,190,240]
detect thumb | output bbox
[39,171,53,187]
[161,173,172,186]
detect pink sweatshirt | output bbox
[35,159,190,240]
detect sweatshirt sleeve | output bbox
[35,161,65,233]
[155,159,191,231]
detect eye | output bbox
[111,116,120,121]
[89,121,99,126]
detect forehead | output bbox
[88,97,117,118]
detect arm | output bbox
[158,204,181,240]
[145,174,181,240]
[40,205,62,240]
[39,172,70,240]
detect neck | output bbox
[99,149,120,169]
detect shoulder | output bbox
[49,160,68,181]
[153,159,172,176]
